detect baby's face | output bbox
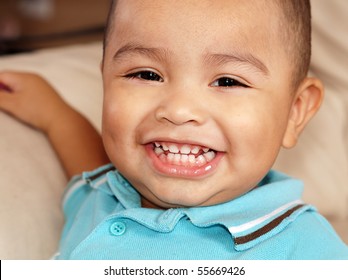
[102,0,296,208]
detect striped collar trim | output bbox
[62,164,116,208]
[83,164,116,185]
[228,200,312,251]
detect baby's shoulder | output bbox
[287,210,348,259]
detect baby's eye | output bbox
[210,77,248,88]
[125,71,163,82]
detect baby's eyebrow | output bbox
[112,43,269,77]
[204,52,270,76]
[113,43,171,63]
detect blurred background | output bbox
[0,0,110,54]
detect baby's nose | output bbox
[154,87,209,126]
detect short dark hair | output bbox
[103,0,311,88]
[275,0,312,88]
[103,0,118,56]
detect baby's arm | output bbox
[0,71,109,179]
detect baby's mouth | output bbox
[152,141,217,167]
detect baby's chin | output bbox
[140,192,205,209]
[140,189,234,209]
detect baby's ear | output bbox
[282,77,324,148]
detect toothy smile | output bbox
[152,142,217,167]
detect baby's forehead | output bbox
[111,0,282,39]
[113,0,280,21]
[109,0,283,56]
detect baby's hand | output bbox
[0,71,109,178]
[0,71,71,133]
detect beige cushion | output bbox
[0,42,103,259]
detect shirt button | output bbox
[110,221,126,236]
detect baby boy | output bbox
[0,0,347,259]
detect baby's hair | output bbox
[103,0,118,58]
[275,0,312,89]
[102,0,311,89]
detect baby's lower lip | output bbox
[145,143,223,178]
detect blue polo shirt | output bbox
[56,164,348,259]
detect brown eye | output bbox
[125,71,163,82]
[211,77,247,88]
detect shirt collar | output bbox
[104,169,312,251]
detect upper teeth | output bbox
[154,142,211,155]
[169,144,179,153]
[180,145,191,154]
[153,142,217,166]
